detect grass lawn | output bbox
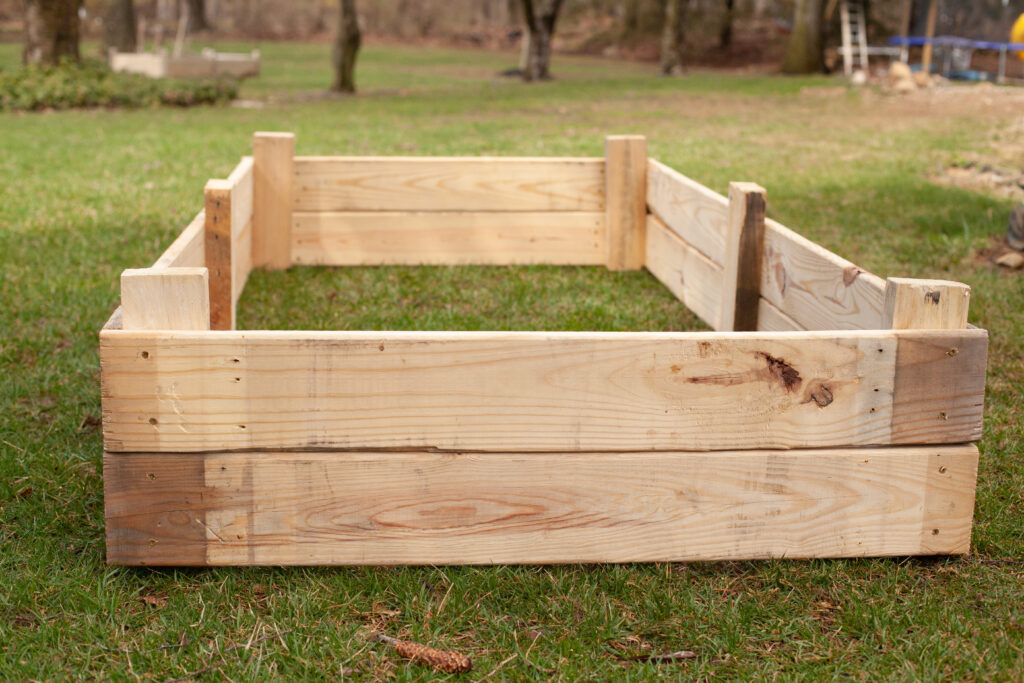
[1,40,1023,680]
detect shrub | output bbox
[0,59,238,112]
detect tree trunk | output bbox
[781,0,824,74]
[24,0,81,65]
[104,0,136,53]
[620,0,639,41]
[660,0,688,76]
[719,0,734,47]
[331,0,361,93]
[521,0,564,81]
[185,0,210,33]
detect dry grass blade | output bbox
[625,649,697,663]
[375,633,472,673]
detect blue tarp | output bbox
[888,35,1024,52]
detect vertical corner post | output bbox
[721,181,766,331]
[604,135,647,271]
[252,131,296,270]
[120,267,210,331]
[204,180,234,330]
[882,278,971,330]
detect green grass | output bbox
[2,40,1023,680]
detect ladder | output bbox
[840,0,870,75]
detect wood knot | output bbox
[802,382,834,408]
[757,352,801,392]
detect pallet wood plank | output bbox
[762,218,886,331]
[152,211,205,269]
[721,182,767,331]
[103,444,979,565]
[100,328,984,453]
[203,181,233,330]
[758,298,805,331]
[644,214,723,329]
[292,157,606,212]
[883,277,971,330]
[252,132,294,270]
[646,159,729,266]
[291,211,606,266]
[232,219,253,307]
[604,136,647,270]
[120,268,210,331]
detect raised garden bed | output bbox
[101,132,987,566]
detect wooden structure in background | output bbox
[100,133,987,566]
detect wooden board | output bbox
[99,328,986,453]
[291,211,606,266]
[203,182,233,330]
[604,136,647,270]
[252,132,294,270]
[292,157,605,213]
[646,159,729,266]
[103,444,979,565]
[883,277,971,330]
[761,218,886,331]
[721,182,767,331]
[152,211,205,269]
[644,214,723,330]
[758,298,805,332]
[120,268,210,331]
[232,219,253,308]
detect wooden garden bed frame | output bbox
[101,132,987,566]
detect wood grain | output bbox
[646,159,729,266]
[203,181,233,330]
[757,298,805,332]
[292,157,606,212]
[721,182,766,331]
[761,218,886,331]
[644,214,723,329]
[120,268,210,331]
[291,211,606,266]
[883,277,971,330]
[99,328,984,454]
[152,210,205,269]
[604,136,647,270]
[252,132,294,270]
[103,444,979,565]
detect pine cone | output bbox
[376,634,472,673]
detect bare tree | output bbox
[520,0,565,81]
[781,0,824,73]
[104,0,136,53]
[185,0,210,33]
[24,0,81,65]
[660,0,690,76]
[331,0,361,93]
[719,0,734,47]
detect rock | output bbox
[850,69,868,85]
[889,61,912,80]
[912,71,932,88]
[1009,205,1024,250]
[995,251,1024,269]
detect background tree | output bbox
[104,0,137,53]
[781,0,824,74]
[24,0,81,64]
[660,0,689,76]
[331,0,361,93]
[185,0,210,33]
[719,0,734,47]
[520,0,565,81]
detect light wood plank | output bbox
[644,214,723,329]
[103,444,979,565]
[758,298,805,331]
[292,157,606,212]
[646,159,729,265]
[883,277,971,330]
[99,328,985,454]
[291,211,606,266]
[762,218,886,331]
[232,219,253,308]
[203,181,233,330]
[721,182,767,331]
[152,211,205,269]
[604,136,647,270]
[252,132,294,270]
[227,156,254,242]
[120,268,210,331]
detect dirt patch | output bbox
[974,234,1024,274]
[933,162,1024,201]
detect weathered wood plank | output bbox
[292,157,606,212]
[99,328,985,453]
[761,218,886,331]
[883,277,971,330]
[646,159,729,266]
[103,444,979,565]
[152,211,205,269]
[758,298,805,332]
[232,219,253,308]
[721,182,767,331]
[291,211,606,266]
[120,268,210,331]
[604,136,647,270]
[203,181,233,330]
[228,156,254,242]
[252,132,294,270]
[644,214,723,330]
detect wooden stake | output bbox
[721,182,766,331]
[922,0,938,75]
[204,180,233,330]
[252,132,295,270]
[883,277,970,330]
[120,268,210,331]
[604,135,647,271]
